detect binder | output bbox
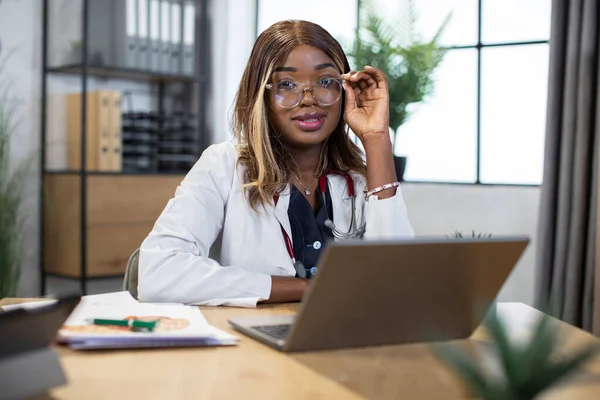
[170,0,183,74]
[182,0,195,76]
[86,0,113,66]
[136,0,149,70]
[109,92,123,172]
[87,0,138,68]
[159,0,172,72]
[107,0,139,69]
[149,0,161,71]
[66,91,114,172]
[97,92,112,171]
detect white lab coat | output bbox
[138,141,414,307]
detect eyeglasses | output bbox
[265,77,343,108]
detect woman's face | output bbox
[267,44,343,150]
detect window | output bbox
[396,49,479,182]
[480,45,549,184]
[255,0,551,184]
[390,0,551,184]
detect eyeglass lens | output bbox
[273,78,342,107]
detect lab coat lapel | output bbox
[328,173,352,201]
[327,174,352,239]
[273,184,292,243]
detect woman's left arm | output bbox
[341,66,398,199]
[342,66,414,238]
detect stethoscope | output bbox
[318,169,366,240]
[276,170,366,278]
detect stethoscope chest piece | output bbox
[294,261,307,279]
[294,261,319,279]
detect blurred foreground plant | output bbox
[433,307,600,399]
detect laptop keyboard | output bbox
[253,324,291,340]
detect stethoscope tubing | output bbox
[277,170,365,264]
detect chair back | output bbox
[122,248,140,299]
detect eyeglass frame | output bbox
[265,77,344,108]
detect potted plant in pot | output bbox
[347,0,449,180]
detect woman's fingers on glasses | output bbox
[352,85,362,102]
[363,66,388,89]
[343,79,366,98]
[343,71,378,90]
[358,79,369,91]
[342,70,357,79]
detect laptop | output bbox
[229,236,529,352]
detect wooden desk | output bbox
[3,299,600,399]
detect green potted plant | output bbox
[448,230,492,239]
[347,0,449,180]
[0,51,24,299]
[433,307,600,399]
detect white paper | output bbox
[56,291,238,349]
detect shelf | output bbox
[44,170,187,176]
[39,0,210,295]
[46,273,125,280]
[46,63,199,83]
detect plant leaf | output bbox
[483,311,528,391]
[519,315,557,380]
[433,342,506,399]
[520,343,600,397]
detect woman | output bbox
[137,20,414,307]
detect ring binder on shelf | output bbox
[136,0,149,70]
[87,0,140,69]
[170,0,183,74]
[182,0,196,76]
[160,0,172,73]
[149,0,161,71]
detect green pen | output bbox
[90,318,157,331]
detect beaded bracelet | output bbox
[364,181,401,200]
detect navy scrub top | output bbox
[287,183,334,279]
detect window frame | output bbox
[380,0,550,186]
[254,0,550,187]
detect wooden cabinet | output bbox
[44,174,183,278]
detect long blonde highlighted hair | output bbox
[232,20,366,211]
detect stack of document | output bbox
[55,291,238,350]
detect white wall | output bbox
[402,184,541,305]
